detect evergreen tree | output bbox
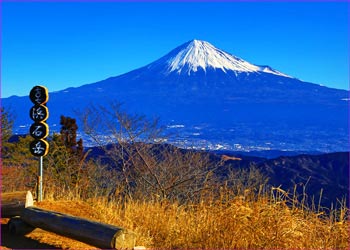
[1,108,37,191]
[1,108,14,165]
[1,107,13,143]
[60,115,84,160]
[45,116,88,195]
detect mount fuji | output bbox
[2,40,348,152]
[148,39,291,77]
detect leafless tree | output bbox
[80,102,219,203]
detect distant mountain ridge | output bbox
[86,141,349,208]
[257,151,349,207]
[2,39,348,153]
[223,151,349,208]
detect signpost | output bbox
[29,86,49,202]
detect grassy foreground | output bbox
[40,187,349,249]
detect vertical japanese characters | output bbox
[29,86,49,157]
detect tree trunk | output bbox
[1,191,34,218]
[21,206,136,249]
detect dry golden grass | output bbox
[2,186,349,249]
[2,167,349,249]
[63,187,348,249]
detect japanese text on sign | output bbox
[29,85,49,157]
[29,86,49,105]
[30,104,49,122]
[30,139,49,157]
[30,122,49,139]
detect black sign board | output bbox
[29,85,50,158]
[29,85,49,105]
[29,139,49,157]
[30,122,49,140]
[30,104,49,122]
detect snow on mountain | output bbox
[258,65,292,78]
[166,40,259,74]
[152,39,292,78]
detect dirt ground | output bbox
[1,201,102,249]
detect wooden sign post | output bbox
[29,86,49,202]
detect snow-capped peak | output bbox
[155,39,292,78]
[166,40,260,74]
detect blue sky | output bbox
[1,1,349,98]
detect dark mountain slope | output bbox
[86,142,349,208]
[257,152,349,207]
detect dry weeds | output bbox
[32,187,348,249]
